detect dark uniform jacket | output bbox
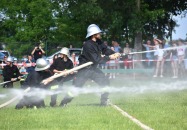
[22,70,52,88]
[16,70,58,109]
[50,57,73,72]
[79,39,115,68]
[50,57,74,82]
[3,65,20,81]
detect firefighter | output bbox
[60,24,121,106]
[49,47,74,107]
[2,56,21,88]
[15,58,57,109]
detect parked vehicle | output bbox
[0,52,5,62]
[0,50,10,57]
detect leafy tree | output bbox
[0,0,187,58]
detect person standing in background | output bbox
[146,38,163,77]
[143,40,153,68]
[123,43,133,69]
[177,40,185,77]
[26,55,35,73]
[170,42,178,78]
[31,43,45,61]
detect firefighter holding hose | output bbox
[2,56,21,88]
[15,58,58,109]
[49,47,74,107]
[60,24,121,106]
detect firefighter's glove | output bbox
[62,69,68,77]
[11,78,17,82]
[42,78,54,85]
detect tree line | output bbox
[0,0,187,57]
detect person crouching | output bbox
[15,58,56,109]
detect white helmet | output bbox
[7,56,14,62]
[86,24,102,38]
[35,58,50,71]
[59,47,70,57]
[13,57,18,61]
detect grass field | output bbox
[0,76,186,130]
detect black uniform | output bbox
[2,64,20,88]
[15,70,56,109]
[74,39,114,87]
[49,57,74,106]
[50,57,74,81]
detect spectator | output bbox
[99,41,110,70]
[143,40,153,68]
[19,66,28,75]
[177,40,185,77]
[146,38,163,77]
[103,41,111,49]
[162,40,171,76]
[170,42,178,78]
[184,42,187,71]
[31,43,45,61]
[123,43,133,69]
[113,41,123,53]
[26,55,35,73]
[108,47,117,79]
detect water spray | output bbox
[42,62,93,85]
[122,45,187,56]
[0,76,25,86]
[0,87,30,109]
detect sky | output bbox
[172,15,187,40]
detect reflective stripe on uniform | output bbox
[50,85,59,90]
[101,87,109,93]
[67,91,74,97]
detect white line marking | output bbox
[110,103,154,130]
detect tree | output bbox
[0,0,187,57]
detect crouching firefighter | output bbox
[15,58,58,109]
[61,24,121,106]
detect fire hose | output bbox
[0,62,93,108]
[42,62,93,85]
[122,45,187,56]
[0,87,31,109]
[0,76,25,86]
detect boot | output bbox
[100,92,109,106]
[59,96,73,107]
[50,102,57,107]
[50,94,57,107]
[15,104,24,109]
[15,99,25,109]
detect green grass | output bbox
[0,77,187,130]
